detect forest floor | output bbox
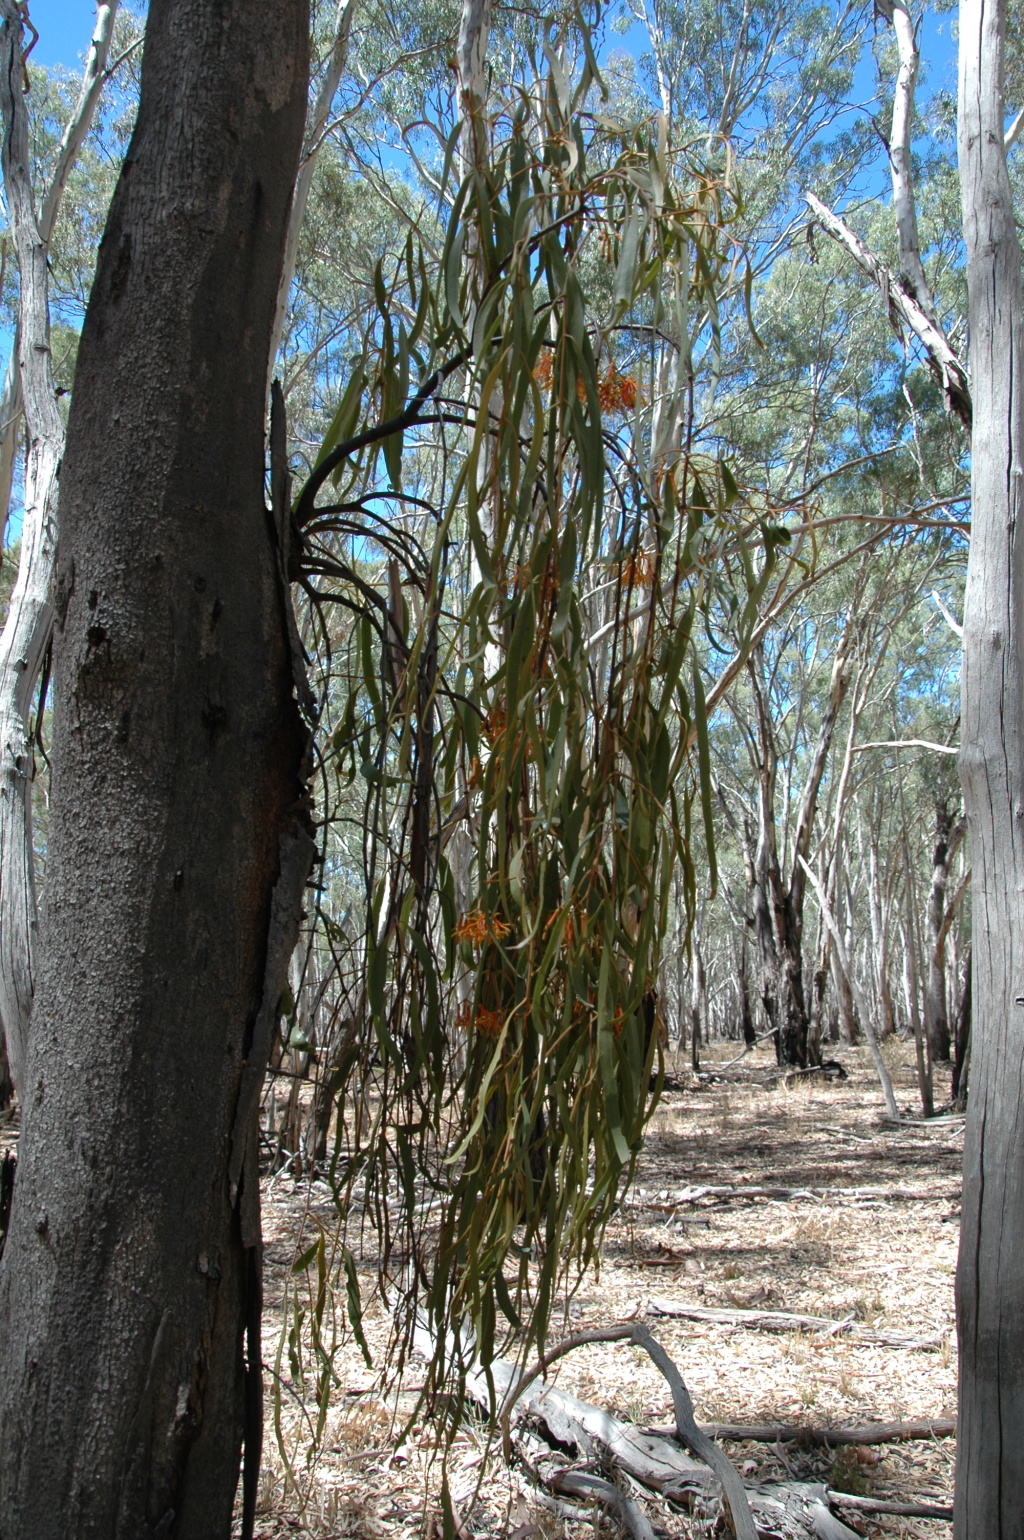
[255,1037,961,1540]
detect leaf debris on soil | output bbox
[252,1040,959,1537]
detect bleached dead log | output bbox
[827,1489,953,1520]
[548,1469,657,1540]
[651,1416,957,1447]
[647,1298,945,1349]
[632,1181,957,1207]
[414,1317,862,1540]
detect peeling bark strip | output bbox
[955,0,1024,1530]
[0,3,311,1537]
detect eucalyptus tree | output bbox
[954,0,1024,1526]
[0,2,129,1098]
[0,4,312,1537]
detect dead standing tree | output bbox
[0,3,312,1536]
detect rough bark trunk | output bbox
[951,947,971,1110]
[955,0,1024,1528]
[0,3,311,1537]
[923,802,957,1063]
[748,631,852,1068]
[0,1025,11,1108]
[739,939,756,1045]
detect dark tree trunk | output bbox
[0,1028,11,1110]
[745,632,853,1070]
[765,878,815,1068]
[923,800,954,1063]
[952,947,972,1110]
[0,3,311,1537]
[739,940,756,1046]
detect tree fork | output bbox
[0,1,311,1535]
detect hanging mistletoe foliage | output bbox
[282,9,793,1431]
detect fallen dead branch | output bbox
[633,1320,760,1540]
[496,1320,759,1537]
[828,1489,953,1520]
[761,1062,849,1087]
[417,1318,866,1539]
[549,1469,657,1540]
[647,1298,945,1349]
[632,1182,958,1206]
[647,1416,957,1447]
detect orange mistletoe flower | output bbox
[620,548,656,589]
[588,366,643,416]
[452,910,512,946]
[484,705,507,745]
[474,1007,505,1036]
[453,910,490,946]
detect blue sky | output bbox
[26,0,98,70]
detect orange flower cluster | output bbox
[510,558,559,614]
[596,366,640,415]
[455,1000,506,1035]
[453,910,512,946]
[484,705,507,745]
[620,548,656,589]
[533,353,641,417]
[544,906,584,948]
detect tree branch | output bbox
[804,191,970,429]
[269,0,357,379]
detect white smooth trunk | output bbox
[955,0,1024,1527]
[884,0,940,325]
[0,1,119,1090]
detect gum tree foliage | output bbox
[0,2,312,1536]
